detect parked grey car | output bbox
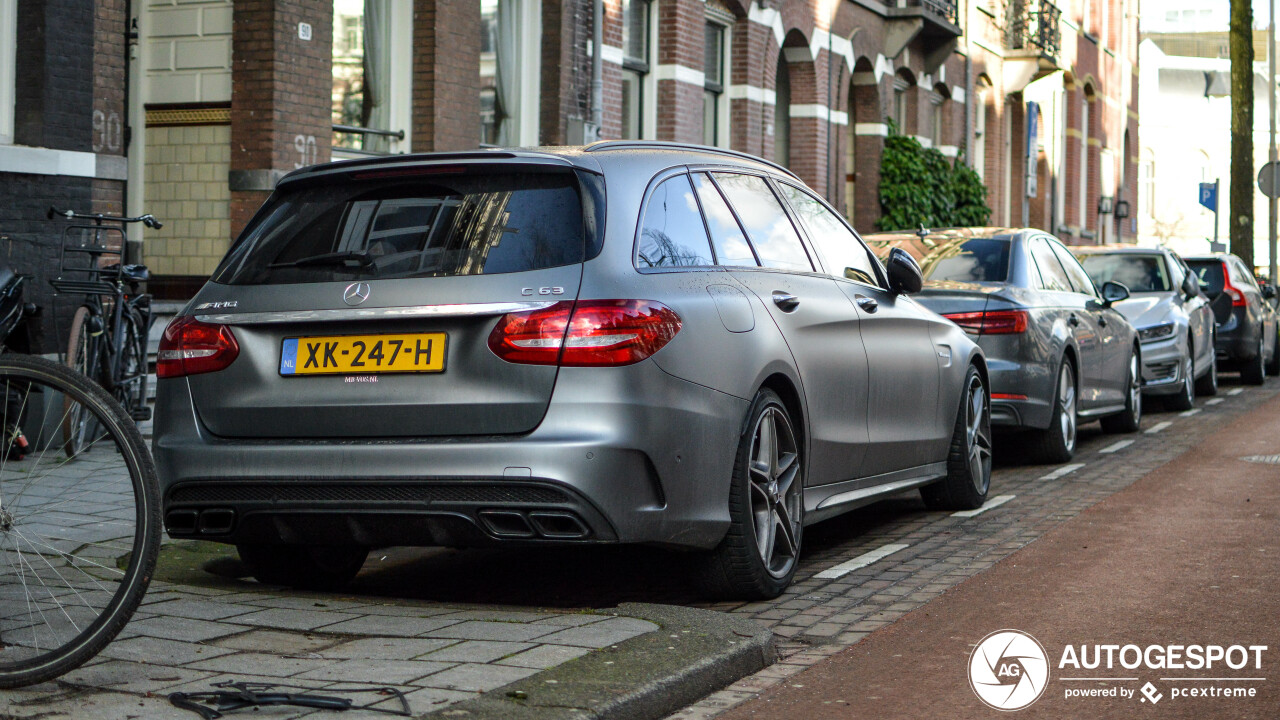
[153,142,991,599]
[1184,253,1279,385]
[1075,246,1217,409]
[865,228,1142,464]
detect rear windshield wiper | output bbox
[267,251,374,269]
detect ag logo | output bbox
[969,629,1050,711]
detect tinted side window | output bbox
[1049,240,1098,297]
[1028,238,1073,292]
[691,173,758,267]
[636,174,716,268]
[777,183,879,286]
[712,173,813,272]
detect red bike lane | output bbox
[720,394,1280,720]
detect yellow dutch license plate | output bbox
[279,333,447,375]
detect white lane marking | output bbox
[1098,439,1134,454]
[1145,421,1173,434]
[1062,677,1140,682]
[1179,408,1202,417]
[1229,388,1244,396]
[952,494,1015,517]
[1206,398,1224,406]
[1039,463,1085,480]
[814,543,909,579]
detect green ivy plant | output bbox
[875,123,991,231]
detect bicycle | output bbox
[0,267,160,688]
[46,207,161,458]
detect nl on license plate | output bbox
[279,333,447,375]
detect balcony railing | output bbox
[1007,0,1062,57]
[906,0,959,27]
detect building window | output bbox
[0,0,15,145]
[703,21,726,146]
[481,0,541,147]
[620,0,649,140]
[974,88,988,183]
[930,91,945,147]
[332,0,410,155]
[892,73,912,133]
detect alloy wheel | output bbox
[747,406,802,579]
[1182,355,1194,405]
[1128,354,1142,422]
[1058,363,1077,454]
[965,374,993,495]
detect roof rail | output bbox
[582,140,799,180]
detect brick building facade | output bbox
[0,0,1138,352]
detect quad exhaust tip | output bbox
[478,509,590,540]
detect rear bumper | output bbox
[985,357,1054,430]
[1215,311,1260,363]
[154,362,748,551]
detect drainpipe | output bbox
[591,0,603,141]
[963,0,973,168]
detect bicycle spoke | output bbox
[9,530,95,632]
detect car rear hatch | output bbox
[1186,259,1232,324]
[177,162,603,439]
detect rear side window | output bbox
[636,174,716,268]
[712,173,813,272]
[691,173,758,266]
[1028,238,1073,292]
[214,170,594,285]
[776,182,880,286]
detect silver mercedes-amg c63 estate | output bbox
[154,142,991,599]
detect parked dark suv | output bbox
[1184,253,1279,384]
[153,142,991,599]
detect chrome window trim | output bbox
[195,301,557,325]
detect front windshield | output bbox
[1079,253,1170,293]
[920,238,1010,283]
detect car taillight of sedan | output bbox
[157,316,241,378]
[942,309,1029,335]
[1222,261,1249,307]
[489,299,682,366]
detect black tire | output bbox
[1195,340,1218,396]
[1101,348,1143,433]
[62,306,99,458]
[1029,357,1077,464]
[1165,348,1195,412]
[921,365,991,511]
[0,353,160,688]
[1241,337,1266,386]
[1267,325,1280,376]
[237,544,369,591]
[694,389,803,600]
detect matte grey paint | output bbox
[154,146,985,551]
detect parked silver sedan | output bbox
[1075,246,1217,409]
[866,228,1141,463]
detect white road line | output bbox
[1061,677,1140,682]
[814,543,909,579]
[1179,408,1202,417]
[952,494,1015,517]
[1229,388,1244,396]
[1206,398,1224,406]
[1098,439,1134,454]
[1145,421,1173,434]
[1039,463,1085,480]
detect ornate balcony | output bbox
[886,0,962,71]
[1007,0,1062,59]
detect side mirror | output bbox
[1182,274,1200,298]
[1263,284,1277,300]
[886,247,923,295]
[1101,280,1130,306]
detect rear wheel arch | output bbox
[757,373,806,462]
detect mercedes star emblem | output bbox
[343,282,372,306]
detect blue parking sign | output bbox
[1199,182,1217,212]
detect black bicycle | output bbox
[0,264,160,688]
[46,208,160,457]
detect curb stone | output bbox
[423,603,775,720]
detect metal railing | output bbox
[332,125,406,157]
[907,0,959,26]
[1007,0,1062,57]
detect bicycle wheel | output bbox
[62,307,99,459]
[114,308,148,418]
[0,353,160,688]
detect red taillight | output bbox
[991,392,1029,400]
[942,309,1029,335]
[156,316,240,378]
[488,300,682,367]
[1223,262,1248,307]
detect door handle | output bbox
[1069,314,1080,327]
[855,295,879,313]
[772,291,800,312]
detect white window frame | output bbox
[332,0,414,158]
[642,3,659,140]
[0,0,16,145]
[703,17,730,148]
[513,0,542,146]
[619,0,652,140]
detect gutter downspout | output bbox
[591,0,604,141]
[963,0,973,168]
